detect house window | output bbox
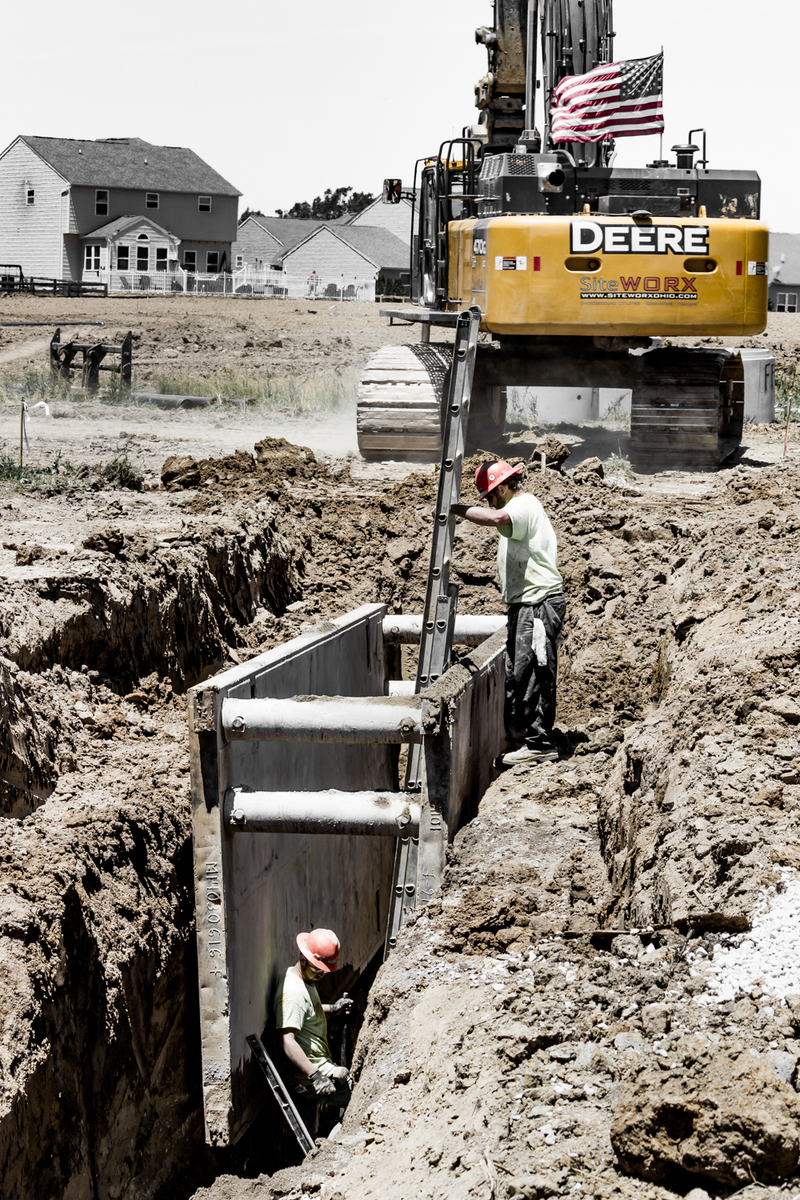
[117,245,130,270]
[95,189,109,216]
[137,244,149,271]
[26,188,35,206]
[198,196,212,212]
[235,254,243,268]
[84,245,100,272]
[146,193,159,209]
[790,294,799,313]
[777,293,787,312]
[156,248,168,271]
[183,251,196,272]
[206,251,219,273]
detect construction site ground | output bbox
[0,296,799,1200]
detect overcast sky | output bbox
[4,1,797,232]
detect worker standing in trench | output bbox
[451,460,566,766]
[274,928,354,1131]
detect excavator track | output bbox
[630,346,745,473]
[357,343,509,462]
[356,344,450,462]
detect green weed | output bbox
[0,443,140,490]
[602,452,637,483]
[0,365,355,415]
[145,368,355,414]
[595,392,631,431]
[96,456,143,490]
[776,365,799,424]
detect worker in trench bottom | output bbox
[451,461,566,767]
[274,928,354,1133]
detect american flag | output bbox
[551,52,664,143]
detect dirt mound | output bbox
[193,452,800,1200]
[611,1046,800,1186]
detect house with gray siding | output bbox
[280,224,408,294]
[344,196,415,247]
[769,232,800,313]
[232,216,408,299]
[0,135,240,281]
[232,216,318,270]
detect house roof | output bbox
[280,223,408,271]
[770,232,800,287]
[235,216,410,270]
[19,136,241,196]
[82,214,176,241]
[329,225,409,270]
[343,195,416,224]
[247,216,326,254]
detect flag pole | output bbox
[660,45,664,160]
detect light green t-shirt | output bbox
[274,966,334,1081]
[496,491,563,606]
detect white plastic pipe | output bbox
[225,788,420,837]
[384,679,416,697]
[221,697,422,744]
[382,614,506,645]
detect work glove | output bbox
[328,997,353,1015]
[329,1065,351,1082]
[309,1070,337,1097]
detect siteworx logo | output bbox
[581,276,697,292]
[571,221,709,255]
[580,274,698,301]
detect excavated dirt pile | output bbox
[193,451,800,1200]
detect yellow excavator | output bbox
[357,0,768,471]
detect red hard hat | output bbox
[297,928,340,972]
[475,459,521,499]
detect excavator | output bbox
[356,0,768,472]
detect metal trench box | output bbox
[188,602,506,1145]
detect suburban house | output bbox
[769,232,800,313]
[0,135,240,283]
[232,215,409,299]
[232,217,315,271]
[345,195,415,246]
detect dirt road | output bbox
[0,294,798,1200]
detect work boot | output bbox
[500,745,558,767]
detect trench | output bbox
[3,434,796,1200]
[0,513,318,1198]
[0,456,510,1198]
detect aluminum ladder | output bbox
[246,1033,315,1156]
[385,305,481,955]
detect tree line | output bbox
[240,187,375,225]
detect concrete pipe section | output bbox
[382,614,506,645]
[221,696,423,744]
[225,787,421,836]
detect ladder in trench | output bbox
[247,1033,316,1156]
[385,304,482,956]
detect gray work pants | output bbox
[504,593,566,751]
